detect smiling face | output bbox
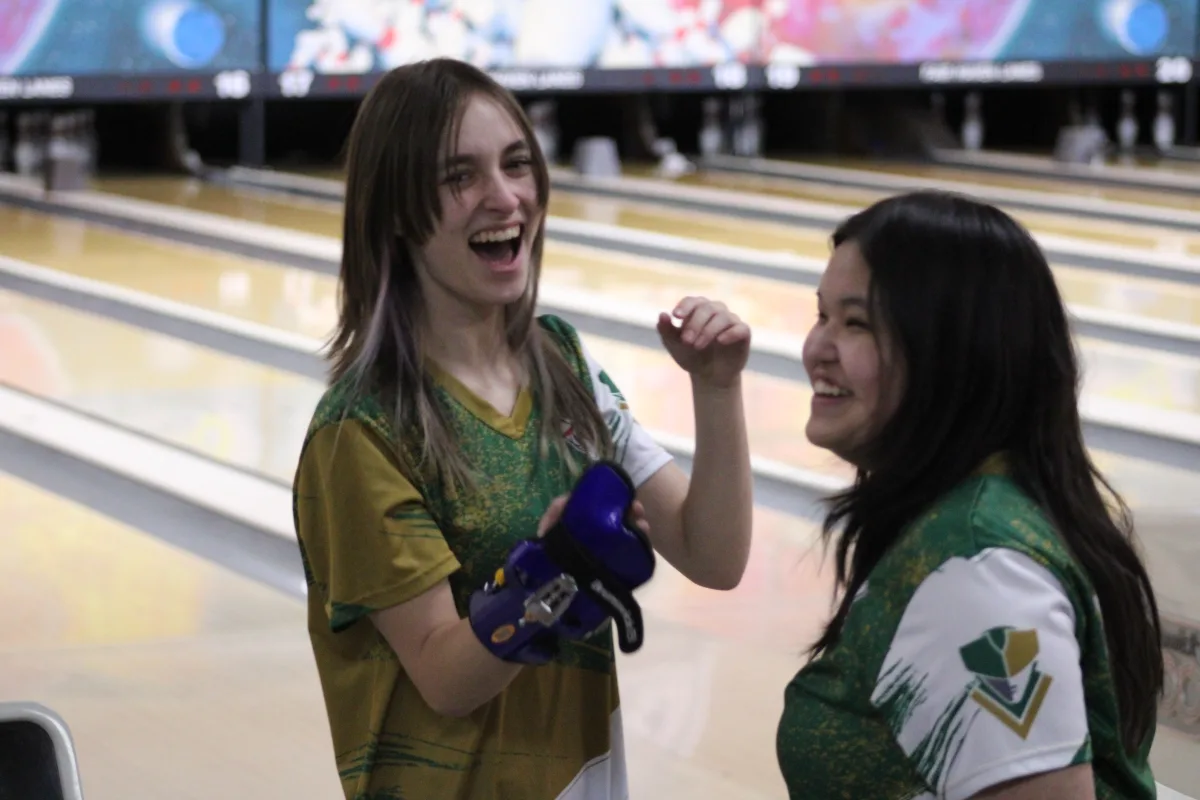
[802,241,904,465]
[412,92,544,318]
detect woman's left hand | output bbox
[538,495,652,538]
[657,297,751,389]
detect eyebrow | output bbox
[441,139,529,171]
[816,292,869,310]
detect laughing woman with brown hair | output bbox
[291,58,754,800]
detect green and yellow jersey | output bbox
[292,315,670,800]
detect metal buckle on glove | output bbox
[522,575,579,627]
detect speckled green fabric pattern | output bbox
[775,471,1156,800]
[297,315,609,670]
[292,315,632,799]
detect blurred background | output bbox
[2,1,1200,798]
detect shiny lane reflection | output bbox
[93,176,1200,333]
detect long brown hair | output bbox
[327,58,611,490]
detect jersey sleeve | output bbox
[294,420,461,633]
[577,336,673,488]
[870,548,1090,800]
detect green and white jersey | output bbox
[293,315,671,800]
[577,324,668,486]
[776,462,1156,800]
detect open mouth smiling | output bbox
[468,223,523,266]
[813,378,852,398]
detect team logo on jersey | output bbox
[597,370,630,411]
[561,420,587,455]
[959,626,1053,739]
[562,370,632,459]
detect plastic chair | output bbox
[0,702,84,800]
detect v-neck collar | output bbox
[427,360,532,440]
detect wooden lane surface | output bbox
[94,176,1200,333]
[0,471,343,800]
[795,156,1200,210]
[669,167,1200,258]
[0,288,323,483]
[24,189,1200,420]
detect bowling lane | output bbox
[26,185,1200,419]
[12,190,1200,423]
[549,192,834,258]
[1052,265,1200,327]
[96,175,344,236]
[677,168,1200,258]
[0,203,797,342]
[91,176,1200,335]
[9,240,1200,518]
[85,177,829,318]
[283,163,1200,255]
[0,285,849,483]
[546,245,1200,421]
[95,174,835,259]
[0,471,342,798]
[0,204,338,341]
[553,250,1200,419]
[0,289,324,484]
[794,156,1200,212]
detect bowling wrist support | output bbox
[467,461,656,665]
[467,548,577,666]
[538,519,647,654]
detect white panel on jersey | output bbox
[870,548,1089,800]
[556,707,629,800]
[578,338,673,488]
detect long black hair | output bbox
[809,190,1162,753]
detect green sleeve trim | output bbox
[384,507,442,536]
[330,602,376,633]
[1071,735,1093,766]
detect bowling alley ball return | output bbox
[0,702,84,799]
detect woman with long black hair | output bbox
[776,191,1162,799]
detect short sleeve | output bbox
[577,336,673,487]
[294,420,461,633]
[870,548,1089,800]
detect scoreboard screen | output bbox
[0,0,261,100]
[265,0,780,95]
[764,0,1198,64]
[265,0,1200,96]
[0,0,1196,101]
[267,0,764,74]
[763,0,1200,88]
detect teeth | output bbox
[814,379,850,397]
[469,224,521,244]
